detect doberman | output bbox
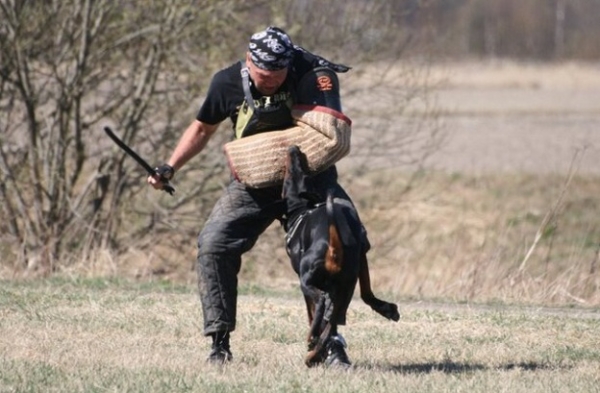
[282,145,400,367]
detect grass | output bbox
[1,278,600,393]
[4,169,600,307]
[341,170,600,306]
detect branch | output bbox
[518,147,584,272]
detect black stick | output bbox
[104,126,175,195]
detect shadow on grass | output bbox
[356,361,569,374]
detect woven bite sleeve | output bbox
[223,105,352,188]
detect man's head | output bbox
[246,26,294,95]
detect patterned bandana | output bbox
[248,26,351,73]
[249,26,295,70]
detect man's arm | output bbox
[148,119,219,190]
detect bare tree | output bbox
[0,0,259,273]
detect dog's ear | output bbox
[296,153,323,205]
[283,145,322,205]
[297,150,310,171]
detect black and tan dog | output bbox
[282,145,400,367]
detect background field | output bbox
[3,61,600,392]
[420,61,600,174]
[341,60,600,173]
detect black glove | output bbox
[155,164,175,181]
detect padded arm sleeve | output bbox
[296,67,342,112]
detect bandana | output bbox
[248,26,351,73]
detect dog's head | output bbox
[282,145,322,221]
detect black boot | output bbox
[207,331,233,364]
[324,334,351,368]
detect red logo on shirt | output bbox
[317,76,333,91]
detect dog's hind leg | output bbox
[305,292,348,368]
[303,294,316,326]
[304,291,329,366]
[359,253,401,321]
[306,290,324,346]
[308,293,352,368]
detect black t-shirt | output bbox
[196,62,245,126]
[196,51,317,128]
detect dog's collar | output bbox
[284,202,326,246]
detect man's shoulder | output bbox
[290,53,314,79]
[212,61,243,85]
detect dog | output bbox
[281,145,400,367]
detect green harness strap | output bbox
[235,65,256,139]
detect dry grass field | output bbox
[425,60,600,175]
[343,60,600,174]
[1,278,599,393]
[2,61,600,392]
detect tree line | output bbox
[410,0,600,60]
[279,0,600,61]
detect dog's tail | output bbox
[325,191,343,275]
[359,253,401,322]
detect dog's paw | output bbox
[385,303,401,322]
[363,296,401,321]
[374,302,400,322]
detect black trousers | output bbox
[196,166,364,336]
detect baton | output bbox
[104,126,175,195]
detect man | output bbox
[148,26,367,366]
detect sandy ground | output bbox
[343,60,600,175]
